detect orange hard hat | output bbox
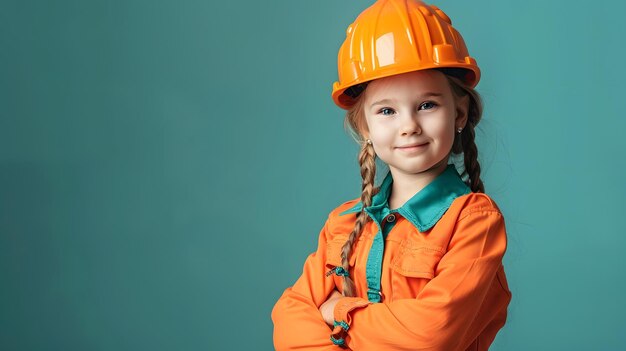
[331,0,481,109]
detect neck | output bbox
[387,159,449,210]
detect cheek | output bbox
[424,116,455,140]
[369,127,395,148]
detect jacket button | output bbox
[386,214,396,222]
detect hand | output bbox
[319,289,343,326]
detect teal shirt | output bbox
[338,164,471,302]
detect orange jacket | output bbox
[272,164,512,351]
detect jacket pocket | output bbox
[391,240,445,279]
[325,236,357,269]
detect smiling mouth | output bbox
[396,142,428,149]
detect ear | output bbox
[455,94,470,129]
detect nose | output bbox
[399,111,421,136]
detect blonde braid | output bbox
[340,140,377,297]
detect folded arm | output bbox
[271,216,347,351]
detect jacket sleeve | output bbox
[271,215,346,351]
[331,207,508,351]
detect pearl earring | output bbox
[366,139,372,145]
[457,128,463,134]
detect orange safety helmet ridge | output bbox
[331,0,481,110]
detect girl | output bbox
[272,1,512,350]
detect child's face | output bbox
[362,69,468,177]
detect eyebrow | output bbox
[370,92,444,108]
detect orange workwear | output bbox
[331,0,480,109]
[272,164,512,350]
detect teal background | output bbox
[2,0,625,350]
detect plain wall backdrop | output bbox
[2,0,625,350]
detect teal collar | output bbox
[338,164,471,232]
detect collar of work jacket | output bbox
[338,163,471,232]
